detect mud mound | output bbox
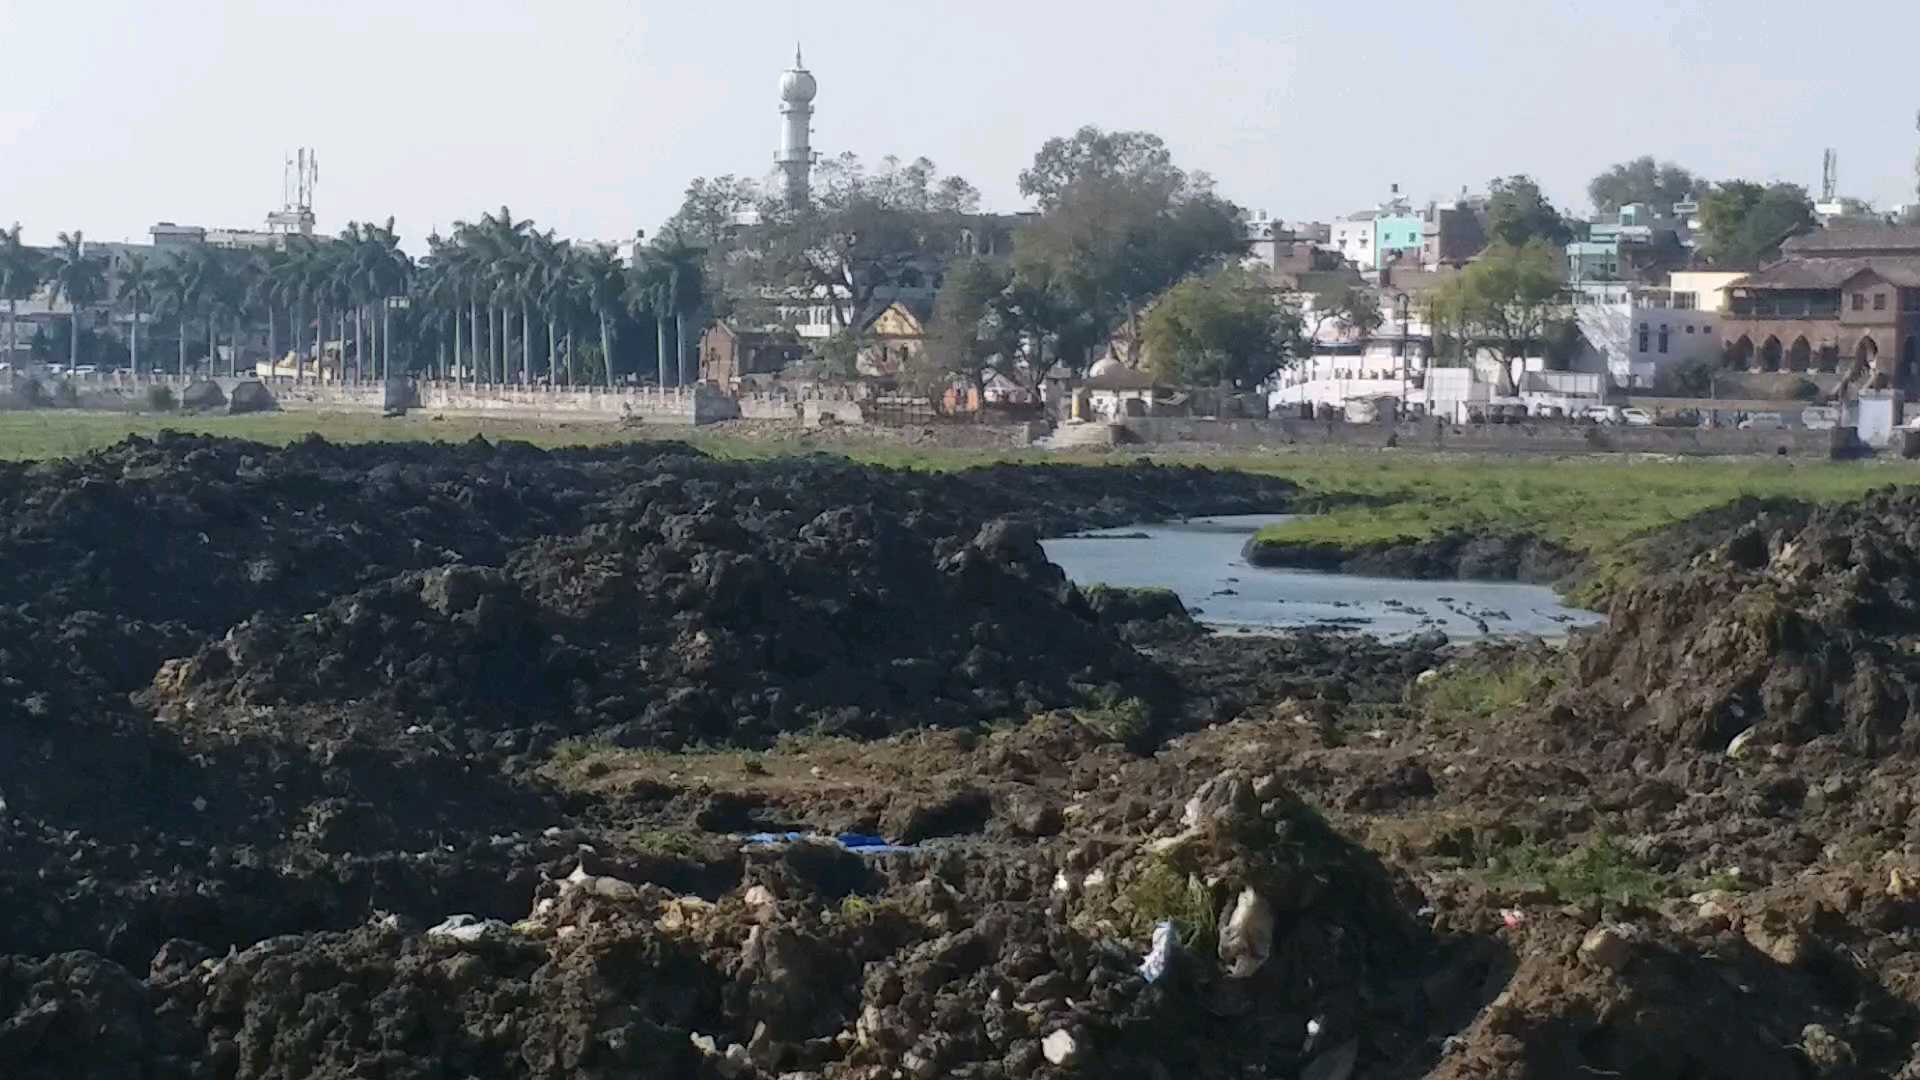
[1572,487,1920,754]
[0,768,1444,1079]
[1431,912,1913,1079]
[151,512,1169,749]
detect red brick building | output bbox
[1720,226,1920,388]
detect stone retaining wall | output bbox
[1119,416,1852,457]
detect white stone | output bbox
[1217,888,1276,978]
[1042,1029,1081,1066]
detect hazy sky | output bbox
[4,0,1918,250]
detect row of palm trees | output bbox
[0,212,711,387]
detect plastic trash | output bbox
[739,831,914,855]
[1138,919,1176,983]
[427,913,509,944]
[1217,887,1276,978]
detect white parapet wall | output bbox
[43,373,867,426]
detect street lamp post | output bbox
[1394,292,1411,416]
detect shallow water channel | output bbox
[1042,514,1604,642]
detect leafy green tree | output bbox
[743,154,980,334]
[1143,267,1302,388]
[987,261,1106,395]
[1486,175,1573,248]
[1426,240,1567,393]
[1587,157,1700,215]
[1012,129,1245,369]
[1017,127,1180,211]
[922,257,1015,401]
[1306,282,1383,343]
[44,231,108,368]
[661,175,761,249]
[0,223,43,365]
[1697,181,1814,265]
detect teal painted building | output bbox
[1375,213,1424,262]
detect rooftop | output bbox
[1731,255,1920,290]
[1780,224,1920,256]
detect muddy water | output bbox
[1043,514,1603,642]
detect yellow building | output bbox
[1667,271,1746,314]
[855,300,930,377]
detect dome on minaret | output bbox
[780,46,817,104]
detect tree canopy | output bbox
[1426,240,1567,393]
[1485,175,1573,248]
[1306,282,1383,343]
[1016,127,1182,211]
[1697,181,1814,266]
[1010,132,1244,371]
[1587,157,1700,215]
[1142,266,1301,388]
[739,154,982,331]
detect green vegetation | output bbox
[1480,834,1668,907]
[1419,659,1552,725]
[1253,453,1920,599]
[1072,695,1151,745]
[1122,859,1219,951]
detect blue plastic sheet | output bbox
[741,831,915,855]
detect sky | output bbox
[4,0,1919,251]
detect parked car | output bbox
[1580,405,1623,424]
[1738,412,1786,431]
[1800,406,1840,431]
[1618,407,1654,427]
[71,364,98,376]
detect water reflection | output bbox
[1042,515,1603,642]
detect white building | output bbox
[1269,291,1608,420]
[1330,217,1377,270]
[1571,285,1721,390]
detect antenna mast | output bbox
[1821,148,1837,203]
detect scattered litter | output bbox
[1302,1017,1323,1054]
[741,831,915,855]
[1500,908,1527,929]
[1041,1029,1082,1066]
[1889,868,1913,899]
[426,914,510,944]
[1726,727,1759,760]
[1137,919,1176,983]
[1217,887,1276,978]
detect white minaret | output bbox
[776,45,818,207]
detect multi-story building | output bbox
[1717,225,1920,387]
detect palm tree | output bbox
[0,223,43,366]
[659,237,706,386]
[45,231,109,368]
[366,219,411,380]
[174,248,215,374]
[484,206,535,383]
[117,254,156,372]
[150,263,193,377]
[251,251,290,374]
[578,246,624,388]
[526,230,567,384]
[628,253,673,387]
[275,237,321,381]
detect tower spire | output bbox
[777,48,818,207]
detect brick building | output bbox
[1720,226,1920,388]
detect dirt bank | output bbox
[6,434,1920,1077]
[1245,531,1583,585]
